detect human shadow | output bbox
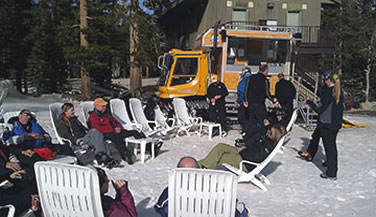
[136,197,158,217]
[290,136,327,173]
[261,161,282,177]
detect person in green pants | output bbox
[199,125,286,172]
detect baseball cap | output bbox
[240,67,251,78]
[94,98,108,106]
[322,70,333,80]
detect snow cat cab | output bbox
[157,22,297,118]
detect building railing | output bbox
[222,21,336,44]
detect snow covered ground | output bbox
[1,92,375,217]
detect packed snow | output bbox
[1,90,375,217]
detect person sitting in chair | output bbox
[3,109,75,158]
[96,167,137,217]
[89,98,143,164]
[56,103,120,168]
[199,125,286,172]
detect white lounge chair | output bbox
[34,161,104,217]
[168,168,238,217]
[154,105,177,133]
[80,101,95,128]
[279,109,299,153]
[0,205,15,217]
[222,135,287,191]
[128,98,161,137]
[3,110,77,164]
[109,98,141,131]
[0,87,8,122]
[172,98,221,139]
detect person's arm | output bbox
[56,121,76,144]
[307,88,332,114]
[110,114,123,129]
[265,79,273,101]
[113,180,137,217]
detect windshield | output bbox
[158,55,173,86]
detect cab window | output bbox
[170,58,198,86]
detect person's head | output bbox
[96,167,109,194]
[177,156,199,168]
[240,67,251,78]
[322,70,341,104]
[59,103,75,127]
[94,98,108,113]
[61,103,75,118]
[259,64,268,75]
[278,72,285,80]
[210,74,218,84]
[267,125,287,144]
[18,109,32,125]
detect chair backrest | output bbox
[0,87,8,107]
[80,101,94,126]
[252,135,287,175]
[3,111,37,129]
[154,105,169,129]
[0,204,15,217]
[109,98,132,130]
[172,98,191,126]
[129,98,151,130]
[34,161,104,217]
[168,168,238,217]
[286,109,298,132]
[49,103,66,144]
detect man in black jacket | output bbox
[244,64,274,129]
[207,76,229,136]
[275,72,296,121]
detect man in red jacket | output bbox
[89,98,142,164]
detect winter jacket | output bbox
[89,110,123,134]
[102,185,137,217]
[275,79,296,108]
[0,145,13,182]
[11,120,51,147]
[236,73,251,104]
[239,134,275,172]
[307,86,344,130]
[245,72,272,104]
[56,116,88,144]
[207,81,229,106]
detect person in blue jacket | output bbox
[4,109,75,157]
[298,71,344,180]
[236,67,252,136]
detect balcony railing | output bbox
[222,21,336,44]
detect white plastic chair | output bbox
[154,105,177,135]
[102,99,155,164]
[128,98,160,137]
[168,168,238,217]
[0,205,15,217]
[109,98,141,131]
[279,109,298,153]
[49,103,72,145]
[4,110,77,164]
[80,101,94,128]
[173,98,221,139]
[34,161,104,217]
[222,135,287,191]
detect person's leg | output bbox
[208,104,217,122]
[306,126,321,158]
[82,129,107,154]
[198,143,238,169]
[104,133,127,159]
[218,104,228,132]
[238,105,248,132]
[250,103,268,126]
[322,128,338,177]
[49,144,75,156]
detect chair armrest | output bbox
[0,204,15,217]
[240,160,259,169]
[61,138,72,146]
[167,118,175,127]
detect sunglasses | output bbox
[23,113,32,117]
